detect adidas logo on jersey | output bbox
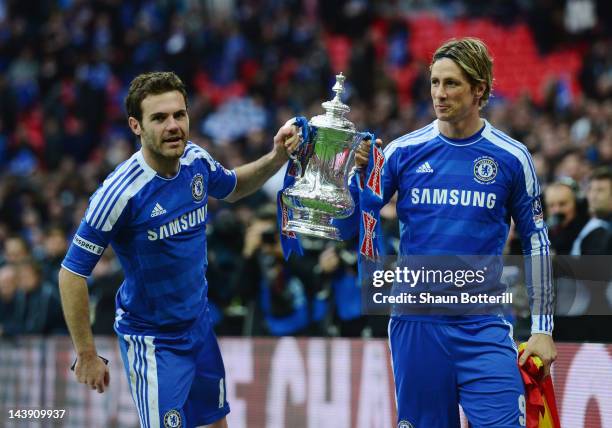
[150,203,167,218]
[416,162,434,173]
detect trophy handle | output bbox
[288,117,312,178]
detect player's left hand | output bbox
[355,138,383,169]
[519,333,557,376]
[273,119,301,161]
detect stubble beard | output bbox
[141,127,186,161]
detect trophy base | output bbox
[285,216,341,241]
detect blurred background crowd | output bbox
[0,0,610,341]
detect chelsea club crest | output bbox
[473,156,498,184]
[163,409,182,428]
[191,173,204,202]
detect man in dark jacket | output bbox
[571,167,611,255]
[0,264,25,337]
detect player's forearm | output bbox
[58,268,98,357]
[226,150,287,202]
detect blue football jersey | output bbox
[62,142,237,333]
[375,119,553,333]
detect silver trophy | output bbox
[282,73,366,240]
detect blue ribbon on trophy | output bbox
[277,116,310,259]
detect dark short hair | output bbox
[125,72,188,122]
[589,166,612,183]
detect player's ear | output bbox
[473,82,486,101]
[128,117,142,136]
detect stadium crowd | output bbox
[0,0,610,340]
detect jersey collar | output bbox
[136,150,182,181]
[435,119,489,146]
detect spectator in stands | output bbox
[545,178,588,254]
[554,150,591,186]
[18,259,65,334]
[0,264,25,337]
[39,226,68,298]
[556,167,612,342]
[2,235,31,264]
[579,40,612,101]
[571,167,612,255]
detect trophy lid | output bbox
[311,72,355,131]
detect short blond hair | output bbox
[431,37,493,107]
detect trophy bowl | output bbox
[281,73,363,240]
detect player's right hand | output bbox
[273,118,301,161]
[74,353,110,393]
[355,138,383,169]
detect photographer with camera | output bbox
[239,205,325,336]
[315,243,367,337]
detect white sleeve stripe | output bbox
[99,168,156,231]
[537,228,553,331]
[86,159,140,226]
[385,123,433,148]
[491,129,539,193]
[530,232,543,330]
[86,158,139,223]
[490,129,538,195]
[485,129,537,198]
[489,129,539,196]
[182,143,205,158]
[384,125,436,159]
[183,144,197,155]
[97,169,144,229]
[528,229,553,333]
[392,123,434,143]
[544,230,553,328]
[180,144,218,169]
[91,165,142,228]
[541,232,548,332]
[539,232,548,331]
[538,233,550,330]
[531,315,553,335]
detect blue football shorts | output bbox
[117,313,230,428]
[389,316,526,428]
